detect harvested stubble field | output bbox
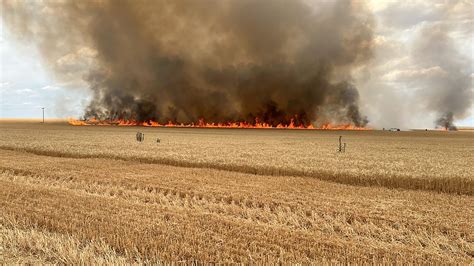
[0,122,473,263]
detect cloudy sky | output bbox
[1,0,472,128]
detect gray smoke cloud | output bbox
[3,0,374,126]
[413,24,472,130]
[355,1,473,129]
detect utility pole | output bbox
[41,107,45,123]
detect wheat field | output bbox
[0,122,473,263]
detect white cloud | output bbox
[40,85,60,91]
[15,88,34,94]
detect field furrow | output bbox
[1,148,472,263]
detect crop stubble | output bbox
[0,123,472,263]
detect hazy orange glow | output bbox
[68,118,371,130]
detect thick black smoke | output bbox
[3,0,374,126]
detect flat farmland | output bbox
[0,122,473,263]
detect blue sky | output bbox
[0,26,90,119]
[1,1,472,127]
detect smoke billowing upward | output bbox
[413,25,472,130]
[3,0,374,126]
[435,112,457,131]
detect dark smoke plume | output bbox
[413,24,472,130]
[3,0,374,126]
[435,112,457,131]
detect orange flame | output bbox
[68,118,371,130]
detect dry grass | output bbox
[0,218,137,264]
[0,122,473,263]
[0,123,472,194]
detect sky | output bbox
[0,0,472,128]
[0,24,90,119]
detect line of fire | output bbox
[68,117,371,130]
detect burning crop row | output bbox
[68,118,371,130]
